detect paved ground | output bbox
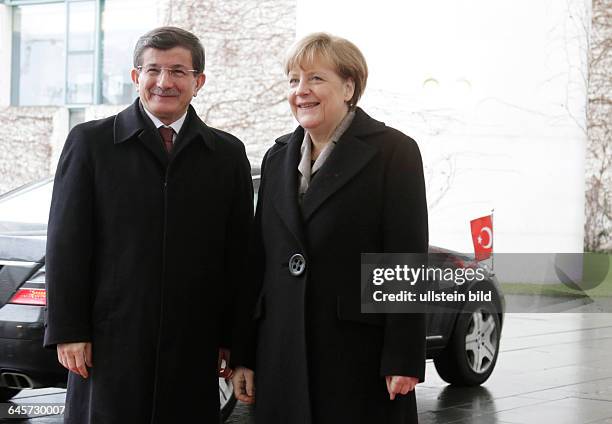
[4,313,612,423]
[417,313,612,424]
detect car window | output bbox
[0,175,259,226]
[0,180,53,226]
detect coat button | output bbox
[289,253,306,276]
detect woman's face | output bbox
[287,56,355,138]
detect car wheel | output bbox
[219,378,237,422]
[434,302,500,386]
[0,387,21,402]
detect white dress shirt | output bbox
[142,106,188,143]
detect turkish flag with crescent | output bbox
[470,215,493,261]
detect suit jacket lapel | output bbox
[268,129,308,251]
[301,132,377,222]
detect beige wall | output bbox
[0,107,59,194]
[585,0,612,252]
[166,0,297,165]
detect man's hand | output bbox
[232,366,255,404]
[385,375,418,400]
[218,348,233,378]
[57,342,92,379]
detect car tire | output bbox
[433,301,501,386]
[219,378,237,422]
[0,387,21,402]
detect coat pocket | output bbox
[336,296,385,327]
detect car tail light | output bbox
[9,288,46,306]
[8,266,46,306]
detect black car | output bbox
[0,177,504,419]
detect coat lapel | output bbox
[114,99,168,167]
[171,106,216,159]
[300,109,381,222]
[267,129,308,251]
[138,128,169,167]
[114,100,215,168]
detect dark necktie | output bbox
[158,127,174,153]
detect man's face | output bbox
[131,46,205,125]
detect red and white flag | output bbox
[470,214,493,261]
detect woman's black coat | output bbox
[235,108,428,424]
[44,99,253,423]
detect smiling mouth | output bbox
[297,102,319,109]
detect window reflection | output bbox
[67,54,94,104]
[101,0,157,104]
[12,0,158,106]
[66,1,96,104]
[14,4,65,106]
[68,1,96,52]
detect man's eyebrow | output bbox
[141,63,192,69]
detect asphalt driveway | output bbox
[4,313,612,423]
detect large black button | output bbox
[289,253,306,276]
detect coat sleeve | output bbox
[43,126,95,348]
[379,134,428,381]
[220,143,254,350]
[229,150,269,370]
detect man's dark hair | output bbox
[133,26,205,73]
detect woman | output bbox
[232,33,428,424]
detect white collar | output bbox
[142,105,188,135]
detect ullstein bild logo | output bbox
[371,289,492,303]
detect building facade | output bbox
[0,0,295,193]
[0,0,609,253]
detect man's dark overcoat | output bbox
[44,98,253,423]
[234,108,428,424]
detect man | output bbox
[44,26,252,423]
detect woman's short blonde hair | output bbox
[283,33,368,109]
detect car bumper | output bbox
[0,304,66,388]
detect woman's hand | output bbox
[232,366,256,404]
[385,375,418,400]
